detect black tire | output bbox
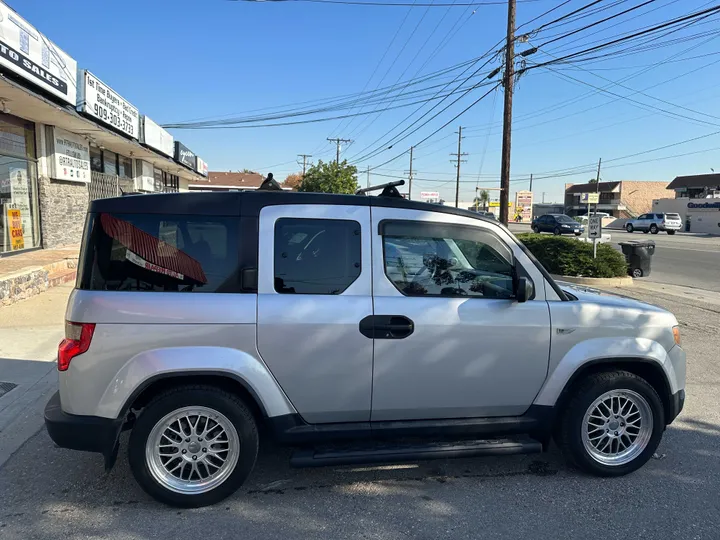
[650,224,659,234]
[626,224,634,233]
[555,371,664,477]
[553,227,562,236]
[532,225,540,234]
[128,386,259,508]
[574,232,581,236]
[667,230,676,235]
[643,230,649,234]
[631,268,643,278]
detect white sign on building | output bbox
[141,116,174,157]
[0,2,77,105]
[78,70,139,139]
[195,156,208,177]
[50,127,90,183]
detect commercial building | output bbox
[564,180,669,218]
[652,173,720,234]
[0,2,208,255]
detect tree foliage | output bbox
[283,173,303,190]
[298,160,358,194]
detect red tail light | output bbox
[58,322,95,371]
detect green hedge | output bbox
[516,233,628,278]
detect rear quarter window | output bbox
[78,213,240,293]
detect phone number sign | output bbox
[79,71,139,139]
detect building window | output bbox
[119,155,133,179]
[0,114,40,254]
[90,146,103,172]
[103,150,118,176]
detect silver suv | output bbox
[44,186,686,508]
[626,213,682,235]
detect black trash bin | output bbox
[619,240,655,278]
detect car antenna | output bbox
[356,179,405,198]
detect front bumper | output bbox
[668,389,685,424]
[44,391,122,467]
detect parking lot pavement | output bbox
[0,288,718,539]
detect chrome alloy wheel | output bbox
[146,406,239,494]
[581,390,653,466]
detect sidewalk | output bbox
[0,282,72,468]
[0,246,79,307]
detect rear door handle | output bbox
[359,315,414,339]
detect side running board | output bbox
[290,437,542,468]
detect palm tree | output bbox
[474,189,490,211]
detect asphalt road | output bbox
[0,288,718,539]
[509,224,720,292]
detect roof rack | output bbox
[356,180,405,198]
[258,173,284,191]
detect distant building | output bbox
[666,173,720,199]
[653,173,720,235]
[191,172,293,192]
[531,203,564,219]
[564,181,669,218]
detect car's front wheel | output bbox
[555,371,664,477]
[650,224,659,234]
[128,386,259,507]
[553,227,562,236]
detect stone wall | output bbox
[38,176,89,248]
[0,269,49,306]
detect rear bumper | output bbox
[44,391,122,463]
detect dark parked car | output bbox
[531,214,584,236]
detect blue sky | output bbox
[16,0,720,203]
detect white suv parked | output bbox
[44,182,686,507]
[626,213,682,235]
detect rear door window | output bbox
[274,218,361,294]
[79,213,240,293]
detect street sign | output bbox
[588,215,602,239]
[582,192,600,204]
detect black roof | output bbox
[565,181,620,194]
[89,190,498,224]
[667,173,720,190]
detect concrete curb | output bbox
[551,274,634,287]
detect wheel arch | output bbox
[552,358,673,425]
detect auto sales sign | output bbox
[0,2,77,105]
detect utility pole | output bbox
[450,126,468,208]
[366,166,370,189]
[542,192,546,203]
[529,173,533,193]
[327,138,352,165]
[408,146,414,200]
[298,154,312,177]
[499,0,516,225]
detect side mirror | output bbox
[515,276,534,303]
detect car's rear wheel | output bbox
[555,371,664,477]
[650,224,659,234]
[553,227,561,236]
[667,230,676,235]
[532,225,540,233]
[626,224,634,233]
[631,268,643,278]
[129,386,259,507]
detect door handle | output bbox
[359,315,414,340]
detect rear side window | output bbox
[79,213,240,293]
[274,218,361,294]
